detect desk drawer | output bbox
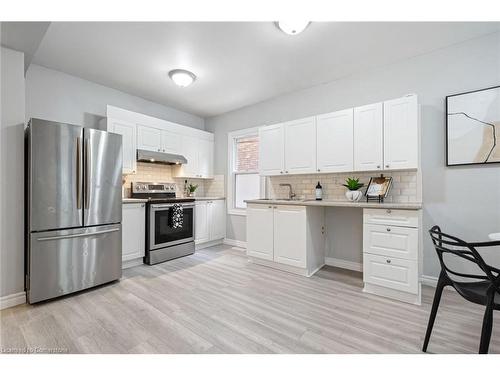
[363,208,419,228]
[363,224,418,260]
[363,253,418,294]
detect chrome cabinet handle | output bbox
[376,165,381,169]
[386,209,392,213]
[317,169,321,172]
[280,171,283,174]
[386,228,391,232]
[285,171,289,174]
[385,164,389,168]
[386,259,392,264]
[268,206,272,208]
[37,227,120,241]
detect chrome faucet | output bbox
[279,183,296,200]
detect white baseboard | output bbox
[325,257,362,272]
[420,275,438,287]
[0,291,26,310]
[223,238,247,249]
[196,239,223,250]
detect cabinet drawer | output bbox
[363,253,418,294]
[363,224,418,260]
[363,208,418,228]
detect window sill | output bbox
[228,208,247,216]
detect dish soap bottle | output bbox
[315,181,323,201]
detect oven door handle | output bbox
[150,203,195,209]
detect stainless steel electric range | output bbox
[131,182,195,265]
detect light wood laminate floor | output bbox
[1,245,499,354]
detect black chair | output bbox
[423,225,500,354]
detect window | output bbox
[227,128,264,215]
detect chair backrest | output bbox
[429,225,500,293]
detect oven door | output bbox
[149,203,194,250]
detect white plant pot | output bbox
[345,190,363,202]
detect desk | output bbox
[246,199,423,305]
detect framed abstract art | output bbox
[446,85,500,166]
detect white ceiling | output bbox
[22,22,500,117]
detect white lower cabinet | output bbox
[122,203,145,267]
[246,204,325,276]
[195,200,226,246]
[362,208,421,304]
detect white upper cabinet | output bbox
[284,117,317,175]
[137,125,162,152]
[316,109,353,173]
[173,136,214,179]
[259,124,285,176]
[353,103,383,171]
[383,95,418,170]
[160,130,181,154]
[106,118,137,174]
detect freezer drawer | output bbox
[28,224,122,303]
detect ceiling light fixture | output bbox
[168,69,197,87]
[276,21,310,35]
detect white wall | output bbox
[206,31,500,278]
[26,64,205,130]
[1,47,25,299]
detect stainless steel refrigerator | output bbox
[25,118,123,303]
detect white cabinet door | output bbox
[246,204,274,261]
[363,224,418,260]
[195,201,210,244]
[122,203,145,262]
[259,124,284,176]
[284,117,317,174]
[316,109,353,173]
[108,118,137,174]
[363,253,418,294]
[273,205,306,268]
[208,200,226,240]
[180,135,199,177]
[160,130,181,154]
[354,103,383,171]
[198,139,214,178]
[383,95,418,170]
[137,125,162,152]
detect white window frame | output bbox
[227,127,266,216]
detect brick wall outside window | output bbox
[236,136,259,172]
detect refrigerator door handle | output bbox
[76,137,82,210]
[36,227,120,242]
[84,137,90,209]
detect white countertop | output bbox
[245,199,422,210]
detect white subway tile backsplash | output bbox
[268,170,420,202]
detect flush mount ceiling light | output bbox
[276,21,310,35]
[168,69,196,87]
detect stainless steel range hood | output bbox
[137,149,188,165]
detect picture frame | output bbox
[446,85,500,166]
[365,176,393,202]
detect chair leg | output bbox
[479,294,494,354]
[422,276,446,352]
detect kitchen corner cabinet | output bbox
[383,95,418,170]
[353,103,383,171]
[195,200,226,245]
[246,203,325,276]
[105,118,137,174]
[122,203,146,266]
[173,136,214,179]
[316,109,354,173]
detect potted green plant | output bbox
[187,183,198,197]
[342,177,364,202]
